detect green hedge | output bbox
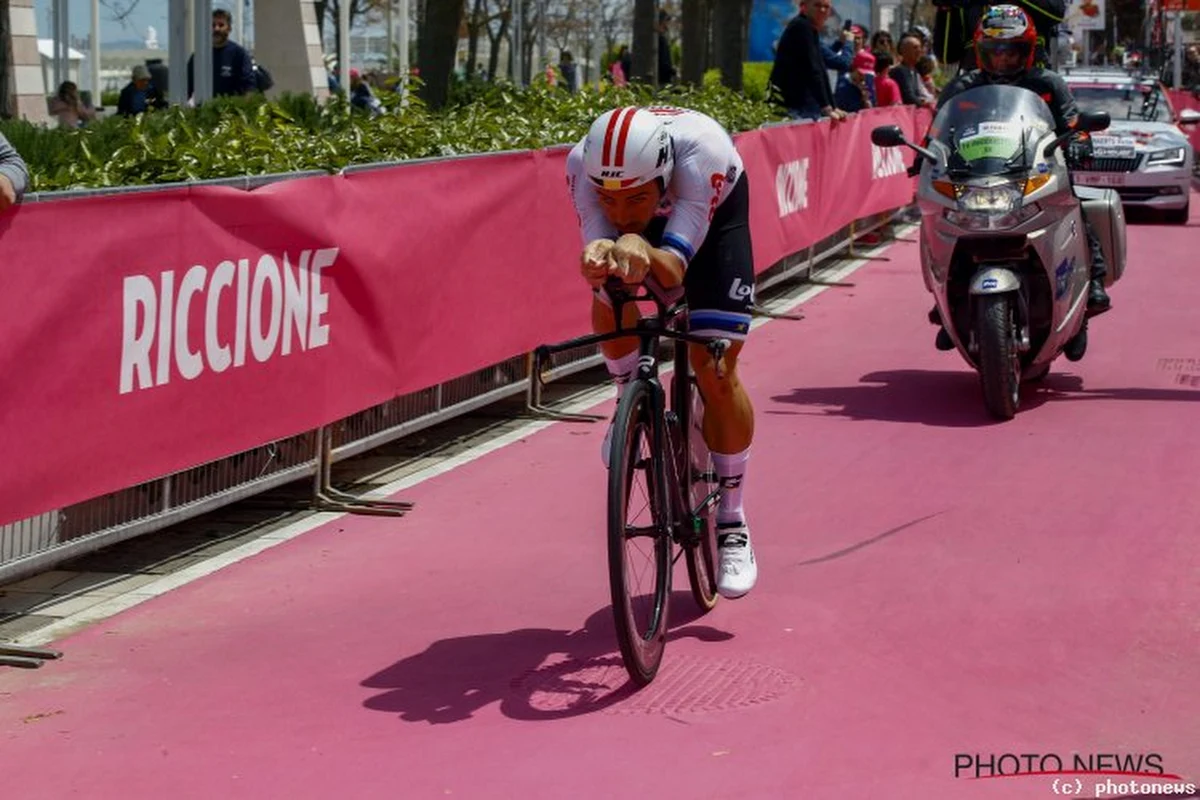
[4,81,788,193]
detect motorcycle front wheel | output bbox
[976,294,1020,420]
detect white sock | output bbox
[712,448,749,526]
[604,351,639,401]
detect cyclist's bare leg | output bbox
[690,339,756,597]
[593,293,646,464]
[591,292,642,360]
[689,341,754,453]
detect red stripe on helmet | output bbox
[613,107,637,168]
[601,108,626,167]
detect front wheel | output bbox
[976,294,1021,420]
[607,380,672,687]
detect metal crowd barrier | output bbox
[1,159,913,585]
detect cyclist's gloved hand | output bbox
[610,234,653,285]
[581,238,616,288]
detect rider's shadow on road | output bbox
[360,591,731,724]
[770,369,1200,426]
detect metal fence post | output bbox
[310,425,414,516]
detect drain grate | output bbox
[510,653,799,717]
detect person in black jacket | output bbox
[657,10,676,85]
[769,0,848,121]
[933,0,1065,72]
[186,8,256,99]
[117,65,168,116]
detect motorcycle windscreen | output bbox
[928,84,1057,177]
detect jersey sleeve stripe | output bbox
[662,232,695,263]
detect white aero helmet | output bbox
[582,107,674,191]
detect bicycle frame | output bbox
[528,283,725,540]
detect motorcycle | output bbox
[872,84,1127,420]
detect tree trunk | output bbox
[0,0,13,119]
[680,0,705,85]
[713,0,744,91]
[418,0,464,108]
[485,5,509,82]
[631,0,656,84]
[466,0,486,79]
[705,0,716,75]
[520,0,533,84]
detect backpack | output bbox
[253,62,275,92]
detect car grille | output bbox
[1075,155,1144,173]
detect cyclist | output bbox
[565,106,758,599]
[929,6,1112,350]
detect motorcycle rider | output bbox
[929,5,1112,351]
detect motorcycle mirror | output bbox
[1076,110,1110,133]
[1044,110,1112,159]
[871,125,906,147]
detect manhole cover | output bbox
[510,654,798,717]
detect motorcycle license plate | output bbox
[1075,173,1126,187]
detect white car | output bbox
[1063,69,1199,224]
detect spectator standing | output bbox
[350,70,384,117]
[657,10,677,84]
[117,65,168,117]
[873,50,902,106]
[890,34,933,107]
[834,49,876,112]
[48,81,96,128]
[871,30,896,59]
[916,55,939,104]
[187,8,256,99]
[769,0,848,121]
[559,50,578,93]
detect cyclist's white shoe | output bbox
[716,522,757,599]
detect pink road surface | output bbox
[3,198,1199,800]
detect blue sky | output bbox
[35,0,182,45]
[31,0,273,47]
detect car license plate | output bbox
[1075,173,1126,187]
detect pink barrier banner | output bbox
[1166,89,1200,154]
[816,107,926,235]
[736,121,831,271]
[0,107,926,526]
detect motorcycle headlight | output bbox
[957,183,1025,214]
[944,203,1041,231]
[1145,147,1186,166]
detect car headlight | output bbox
[957,183,1025,214]
[945,203,1040,231]
[1145,147,1187,166]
